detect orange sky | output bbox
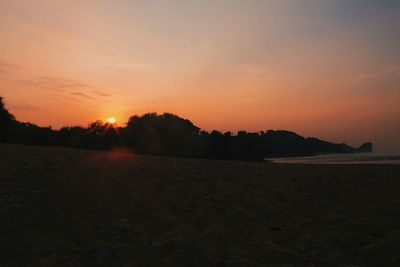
[1,0,399,152]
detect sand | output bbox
[1,144,400,267]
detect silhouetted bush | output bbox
[0,96,372,160]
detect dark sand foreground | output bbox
[1,144,400,267]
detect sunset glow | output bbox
[107,117,116,124]
[0,0,399,152]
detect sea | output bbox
[269,153,400,164]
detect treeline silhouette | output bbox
[0,97,372,160]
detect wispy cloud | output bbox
[350,65,400,94]
[10,76,112,102]
[91,90,111,97]
[0,61,113,103]
[0,60,21,75]
[10,104,39,111]
[96,61,160,70]
[355,65,400,83]
[70,91,96,100]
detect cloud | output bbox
[0,61,21,69]
[0,61,113,104]
[70,91,96,100]
[91,89,111,97]
[10,104,39,111]
[356,65,400,82]
[96,61,160,70]
[0,60,21,75]
[351,65,400,94]
[34,76,96,90]
[11,76,112,102]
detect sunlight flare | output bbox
[107,117,116,124]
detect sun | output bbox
[107,117,116,124]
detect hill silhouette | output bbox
[0,96,372,160]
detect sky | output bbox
[0,0,399,152]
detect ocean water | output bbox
[269,153,400,164]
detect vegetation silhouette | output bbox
[0,96,15,142]
[0,96,372,160]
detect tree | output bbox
[0,96,16,141]
[0,96,15,125]
[124,112,201,156]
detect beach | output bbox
[1,143,400,267]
